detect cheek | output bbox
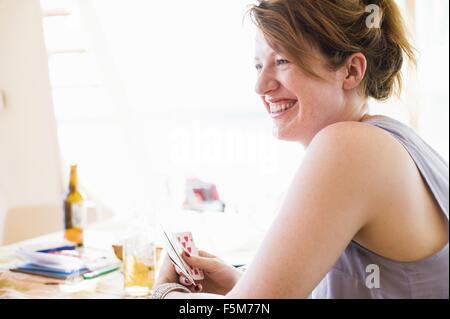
[297,80,344,120]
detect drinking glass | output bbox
[123,232,155,297]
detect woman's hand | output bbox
[177,250,243,295]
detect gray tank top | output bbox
[312,116,449,299]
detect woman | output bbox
[152,0,449,299]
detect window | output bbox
[40,1,299,254]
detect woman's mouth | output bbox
[268,100,298,118]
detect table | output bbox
[0,215,258,299]
[0,220,128,299]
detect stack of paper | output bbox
[11,241,120,280]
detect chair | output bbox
[3,204,63,245]
[2,202,114,245]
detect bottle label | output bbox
[72,202,86,226]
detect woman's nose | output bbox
[255,70,279,96]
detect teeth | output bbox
[269,102,296,113]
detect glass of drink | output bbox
[123,232,156,297]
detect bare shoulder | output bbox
[311,120,402,154]
[305,120,413,179]
[302,120,422,224]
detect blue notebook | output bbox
[11,263,90,280]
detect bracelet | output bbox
[151,283,192,299]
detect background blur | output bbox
[0,0,448,253]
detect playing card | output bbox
[160,228,196,286]
[172,232,204,280]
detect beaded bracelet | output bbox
[151,283,192,299]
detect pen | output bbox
[83,264,120,280]
[38,245,77,253]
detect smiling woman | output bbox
[153,0,449,299]
[250,0,415,144]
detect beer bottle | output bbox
[64,164,85,246]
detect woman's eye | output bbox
[276,59,290,66]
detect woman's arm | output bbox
[226,122,387,298]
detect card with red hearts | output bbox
[172,232,205,280]
[161,228,196,286]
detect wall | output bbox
[0,0,63,244]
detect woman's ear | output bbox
[342,53,367,91]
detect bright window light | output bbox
[39,1,449,253]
